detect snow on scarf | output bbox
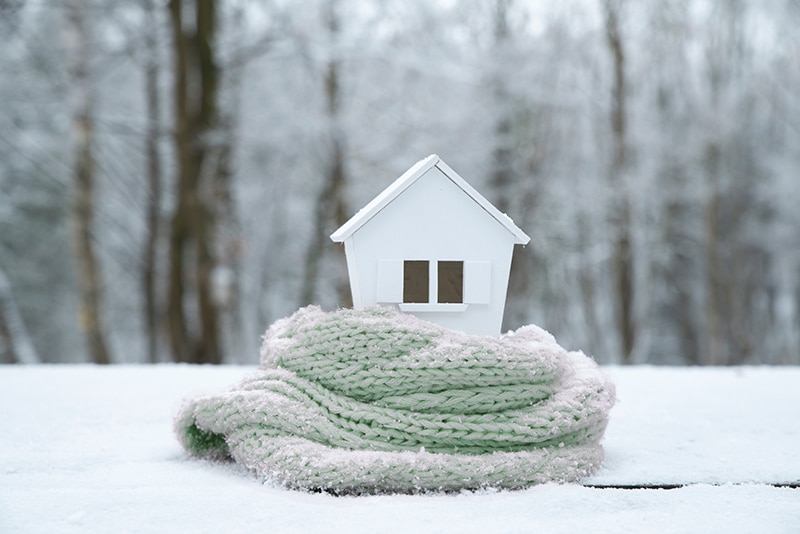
[175,306,615,494]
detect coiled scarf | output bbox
[175,306,615,494]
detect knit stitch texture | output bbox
[175,306,615,494]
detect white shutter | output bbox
[463,261,491,304]
[376,260,403,303]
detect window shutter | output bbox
[376,260,403,303]
[463,261,491,304]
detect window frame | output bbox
[397,259,469,311]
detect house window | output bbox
[379,259,484,307]
[401,260,464,304]
[403,260,429,303]
[438,261,463,303]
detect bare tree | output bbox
[490,0,513,212]
[699,0,776,365]
[66,0,112,365]
[301,0,351,308]
[166,0,225,364]
[642,1,703,364]
[602,0,635,363]
[487,0,535,333]
[0,266,39,364]
[141,0,163,363]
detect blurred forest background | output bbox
[1,0,798,365]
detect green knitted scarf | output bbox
[175,306,615,494]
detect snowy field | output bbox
[2,365,799,533]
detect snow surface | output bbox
[2,365,799,533]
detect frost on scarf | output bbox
[175,306,616,494]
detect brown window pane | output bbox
[438,261,463,303]
[403,260,429,303]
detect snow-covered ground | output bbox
[2,365,799,533]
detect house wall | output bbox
[344,166,516,335]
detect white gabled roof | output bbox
[330,154,530,245]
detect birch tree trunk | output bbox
[66,0,112,365]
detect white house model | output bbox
[330,154,530,336]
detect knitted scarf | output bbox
[175,306,615,494]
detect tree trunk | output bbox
[66,0,112,365]
[578,216,605,356]
[167,0,223,364]
[703,143,724,365]
[301,136,350,308]
[301,0,351,308]
[142,0,163,364]
[663,193,701,364]
[489,0,533,333]
[602,0,635,363]
[700,1,750,366]
[0,267,39,364]
[490,0,513,214]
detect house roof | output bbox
[330,154,531,245]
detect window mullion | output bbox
[429,260,438,304]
